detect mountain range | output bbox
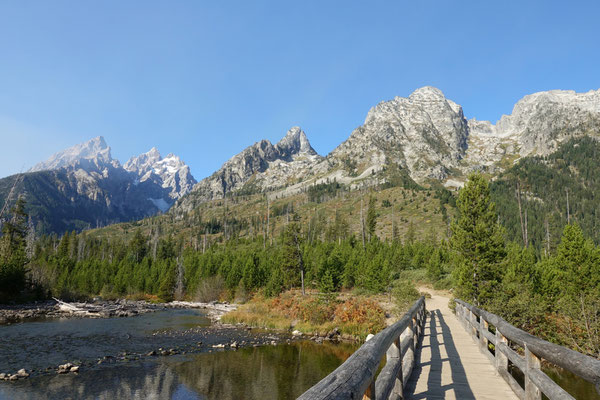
[1,86,599,234]
[0,137,195,233]
[177,86,600,211]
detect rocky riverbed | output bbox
[0,299,236,324]
[0,306,297,382]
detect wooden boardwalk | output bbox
[404,291,518,400]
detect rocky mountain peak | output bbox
[125,148,196,200]
[275,126,317,159]
[408,86,447,101]
[124,147,162,173]
[29,136,114,172]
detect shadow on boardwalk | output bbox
[405,310,476,399]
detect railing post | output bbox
[525,343,541,400]
[495,328,508,373]
[469,310,478,339]
[409,317,415,360]
[412,315,418,351]
[479,317,489,352]
[386,337,403,398]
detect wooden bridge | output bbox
[298,291,600,400]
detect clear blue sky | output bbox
[1,1,599,180]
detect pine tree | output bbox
[158,261,176,302]
[450,173,506,306]
[129,229,148,263]
[280,214,305,295]
[366,196,377,241]
[0,198,29,300]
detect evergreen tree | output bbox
[129,229,148,262]
[280,214,305,295]
[158,261,176,302]
[366,196,377,241]
[546,223,600,356]
[450,173,506,306]
[0,198,29,300]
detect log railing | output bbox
[455,299,600,400]
[298,296,426,400]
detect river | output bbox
[0,309,357,399]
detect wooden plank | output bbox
[407,292,519,400]
[375,337,402,400]
[480,317,489,352]
[455,299,600,389]
[375,355,401,399]
[496,329,509,373]
[482,326,496,344]
[499,367,526,400]
[525,344,541,400]
[496,341,525,371]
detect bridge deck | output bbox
[404,291,518,400]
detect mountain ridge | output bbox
[1,137,197,233]
[179,86,600,213]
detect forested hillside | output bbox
[90,180,454,248]
[491,137,600,251]
[0,170,161,234]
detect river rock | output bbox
[70,366,80,373]
[292,330,303,337]
[8,374,18,381]
[0,373,6,380]
[327,327,340,339]
[58,363,74,374]
[231,341,238,348]
[17,369,29,377]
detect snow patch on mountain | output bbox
[124,148,197,200]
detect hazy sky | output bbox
[1,1,599,179]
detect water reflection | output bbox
[175,341,356,400]
[544,365,600,400]
[0,341,356,400]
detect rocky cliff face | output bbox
[323,86,469,182]
[181,127,322,208]
[489,89,600,155]
[462,89,600,179]
[179,86,600,211]
[124,148,197,201]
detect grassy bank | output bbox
[221,290,388,340]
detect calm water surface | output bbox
[0,310,356,399]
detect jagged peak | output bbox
[147,147,161,156]
[275,126,317,156]
[408,86,447,101]
[365,86,462,125]
[29,136,113,172]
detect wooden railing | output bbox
[298,296,426,400]
[455,299,600,400]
